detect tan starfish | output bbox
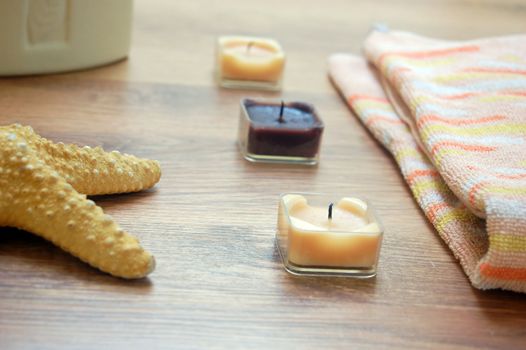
[0,124,161,278]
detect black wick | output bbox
[247,41,254,53]
[278,101,285,123]
[328,203,334,220]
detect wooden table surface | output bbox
[1,0,526,349]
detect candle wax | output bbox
[244,100,323,158]
[217,36,285,86]
[280,194,382,268]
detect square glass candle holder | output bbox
[216,36,285,91]
[276,193,384,277]
[238,98,324,165]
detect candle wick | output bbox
[328,203,333,220]
[247,41,254,54]
[278,101,285,123]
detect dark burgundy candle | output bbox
[238,98,324,164]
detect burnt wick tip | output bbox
[278,101,285,123]
[328,203,334,220]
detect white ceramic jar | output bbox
[0,0,133,75]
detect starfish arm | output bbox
[48,144,161,196]
[19,125,161,195]
[1,126,156,278]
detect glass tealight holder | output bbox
[238,98,324,165]
[216,36,285,91]
[276,193,384,277]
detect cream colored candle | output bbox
[278,194,382,269]
[216,36,285,88]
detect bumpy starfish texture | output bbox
[0,124,161,278]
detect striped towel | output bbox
[329,30,526,293]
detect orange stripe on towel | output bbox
[469,181,488,208]
[426,202,450,221]
[378,45,480,65]
[406,169,439,185]
[440,92,480,100]
[480,263,526,281]
[437,91,526,100]
[494,173,526,180]
[464,67,526,76]
[430,141,496,155]
[417,114,506,127]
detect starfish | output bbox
[0,124,161,279]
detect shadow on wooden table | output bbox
[472,284,526,306]
[278,273,378,303]
[0,227,153,292]
[88,187,159,208]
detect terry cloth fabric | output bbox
[329,30,526,293]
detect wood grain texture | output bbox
[1,0,526,349]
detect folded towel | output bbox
[329,30,526,293]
